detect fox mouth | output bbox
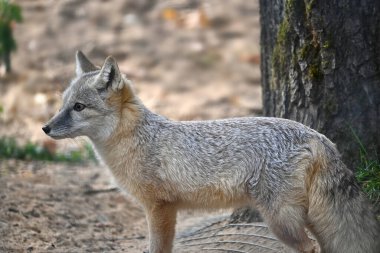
[42,125,73,140]
[46,133,67,140]
[43,131,69,140]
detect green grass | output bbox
[355,148,380,206]
[352,130,380,209]
[0,137,97,164]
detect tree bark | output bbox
[261,0,380,169]
[231,0,380,222]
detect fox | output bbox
[43,51,380,253]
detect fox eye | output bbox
[73,103,86,111]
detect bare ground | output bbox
[0,160,292,253]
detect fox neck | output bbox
[91,96,147,149]
[89,99,163,189]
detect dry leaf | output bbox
[161,8,179,21]
[198,7,210,28]
[240,54,260,65]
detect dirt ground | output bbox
[0,0,300,252]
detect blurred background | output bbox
[0,0,266,252]
[1,0,261,145]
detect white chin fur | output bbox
[47,134,67,140]
[47,131,77,140]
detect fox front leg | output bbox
[145,203,177,253]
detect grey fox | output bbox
[43,51,380,253]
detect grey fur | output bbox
[44,52,380,253]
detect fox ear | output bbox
[75,51,98,76]
[96,56,124,91]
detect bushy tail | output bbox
[307,139,380,253]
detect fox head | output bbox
[43,51,137,142]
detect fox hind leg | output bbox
[262,205,316,253]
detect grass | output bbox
[355,147,380,207]
[352,130,380,210]
[0,137,97,164]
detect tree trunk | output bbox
[231,0,380,222]
[262,0,380,169]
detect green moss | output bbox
[277,18,290,45]
[273,22,288,65]
[297,44,310,60]
[305,0,316,17]
[271,17,291,91]
[272,7,291,71]
[285,0,295,14]
[271,0,327,89]
[322,40,332,49]
[321,60,330,69]
[308,63,323,81]
[296,42,324,82]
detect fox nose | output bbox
[42,125,51,134]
